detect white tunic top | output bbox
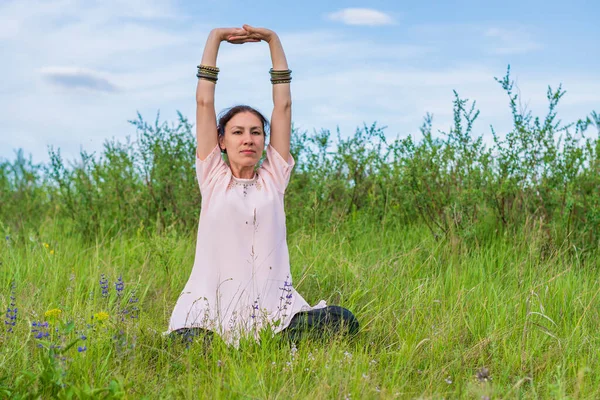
[165,144,326,345]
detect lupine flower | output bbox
[118,309,128,322]
[74,330,88,353]
[31,321,50,345]
[115,276,124,297]
[112,329,136,356]
[277,276,293,318]
[4,281,17,333]
[128,292,140,319]
[251,299,259,319]
[99,274,109,297]
[93,311,109,322]
[117,289,141,321]
[44,308,62,319]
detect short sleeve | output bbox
[195,144,228,194]
[259,145,295,193]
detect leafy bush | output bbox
[1,67,598,253]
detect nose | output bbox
[242,132,254,145]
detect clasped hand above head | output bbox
[214,24,276,44]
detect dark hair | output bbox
[217,105,270,152]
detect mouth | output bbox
[240,150,256,154]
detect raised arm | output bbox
[196,28,249,160]
[239,25,292,161]
[266,34,292,162]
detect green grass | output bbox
[1,219,599,399]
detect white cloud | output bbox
[40,66,118,92]
[0,1,597,165]
[484,27,542,55]
[0,0,201,162]
[0,18,20,40]
[409,23,543,56]
[326,8,395,26]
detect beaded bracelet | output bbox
[269,68,292,84]
[198,74,217,83]
[197,65,219,83]
[198,64,220,73]
[269,68,291,75]
[270,78,292,84]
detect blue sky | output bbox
[1,0,599,163]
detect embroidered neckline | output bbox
[227,174,262,197]
[231,173,258,184]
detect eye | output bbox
[233,131,241,135]
[252,131,261,135]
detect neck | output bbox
[229,162,256,179]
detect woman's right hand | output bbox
[211,27,259,44]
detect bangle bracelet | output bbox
[269,68,291,75]
[197,70,218,78]
[271,79,291,85]
[198,76,218,83]
[197,64,219,83]
[198,64,220,73]
[269,68,292,83]
[197,72,218,83]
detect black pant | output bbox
[170,327,213,347]
[280,305,359,342]
[171,305,359,344]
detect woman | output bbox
[165,25,358,346]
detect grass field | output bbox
[2,218,599,399]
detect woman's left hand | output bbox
[226,24,276,44]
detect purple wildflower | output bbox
[251,299,259,319]
[99,274,109,298]
[31,321,50,341]
[117,288,140,322]
[115,275,124,297]
[112,329,137,356]
[4,280,17,333]
[77,346,87,352]
[277,276,293,318]
[128,291,140,319]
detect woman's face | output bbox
[220,112,265,168]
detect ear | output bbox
[218,135,228,154]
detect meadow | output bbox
[1,69,600,398]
